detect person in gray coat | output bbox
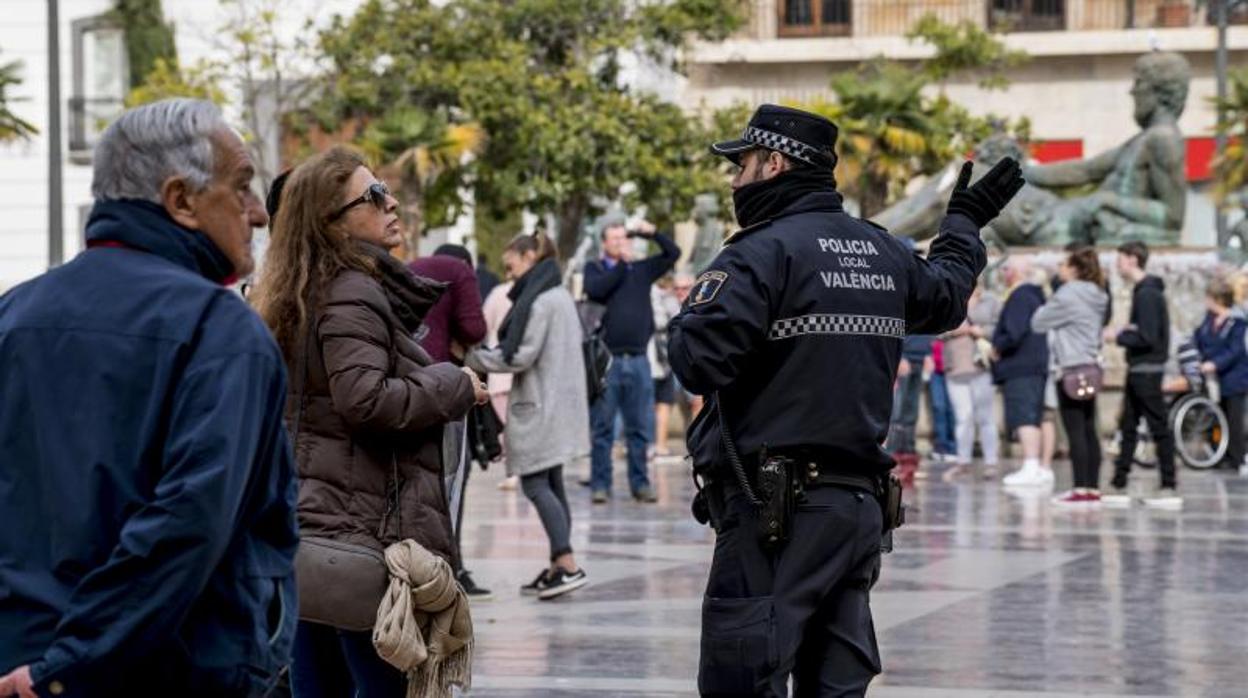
[1031,246,1109,505]
[466,233,591,600]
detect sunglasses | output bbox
[328,181,391,222]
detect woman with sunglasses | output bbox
[251,146,487,696]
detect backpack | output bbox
[577,300,613,403]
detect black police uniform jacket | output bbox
[668,190,986,475]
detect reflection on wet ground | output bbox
[461,459,1248,696]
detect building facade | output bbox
[686,0,1248,244]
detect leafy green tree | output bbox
[795,18,1029,217]
[109,0,178,89]
[907,14,1028,91]
[0,54,36,142]
[312,0,747,258]
[1213,67,1248,202]
[125,57,226,107]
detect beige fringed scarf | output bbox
[373,540,474,698]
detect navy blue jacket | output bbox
[902,335,934,364]
[0,201,298,697]
[583,233,680,354]
[991,283,1050,383]
[668,190,985,474]
[1195,311,1248,397]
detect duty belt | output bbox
[795,461,883,497]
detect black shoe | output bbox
[457,570,494,601]
[538,567,589,600]
[520,568,550,596]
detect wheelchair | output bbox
[1121,341,1229,471]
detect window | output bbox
[69,16,129,160]
[990,0,1066,32]
[779,0,852,37]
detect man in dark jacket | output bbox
[669,104,1023,696]
[583,220,681,503]
[1105,241,1178,506]
[0,99,297,698]
[994,256,1054,488]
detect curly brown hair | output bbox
[250,146,376,360]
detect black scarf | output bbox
[732,168,837,229]
[355,241,445,335]
[499,258,562,363]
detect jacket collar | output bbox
[725,190,845,245]
[355,241,446,333]
[85,199,236,284]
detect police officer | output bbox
[668,104,1024,697]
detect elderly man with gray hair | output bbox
[0,99,296,697]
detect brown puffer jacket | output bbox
[288,245,476,565]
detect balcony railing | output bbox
[742,0,1222,40]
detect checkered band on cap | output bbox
[769,313,906,341]
[744,126,829,168]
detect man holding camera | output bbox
[584,220,681,503]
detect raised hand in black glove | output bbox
[946,158,1025,228]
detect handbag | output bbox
[576,300,613,403]
[1060,363,1103,402]
[289,300,393,631]
[468,400,504,469]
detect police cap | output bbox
[710,104,838,170]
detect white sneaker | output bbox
[1004,464,1049,487]
[1144,488,1183,510]
[1037,468,1055,486]
[1101,486,1133,507]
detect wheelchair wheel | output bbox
[1172,395,1229,470]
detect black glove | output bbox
[946,158,1025,228]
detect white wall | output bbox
[0,0,362,291]
[0,0,112,291]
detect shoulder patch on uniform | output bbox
[689,270,728,307]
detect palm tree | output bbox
[800,60,954,218]
[0,55,37,142]
[1213,67,1248,203]
[358,107,485,257]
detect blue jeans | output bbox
[928,373,957,455]
[291,621,405,698]
[889,371,923,454]
[591,354,654,494]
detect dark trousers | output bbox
[521,465,573,560]
[591,354,654,494]
[1223,393,1246,470]
[291,621,404,698]
[699,485,883,698]
[888,371,923,454]
[1114,372,1176,489]
[1059,391,1102,489]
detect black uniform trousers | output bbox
[699,483,883,698]
[1113,372,1176,489]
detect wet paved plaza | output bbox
[459,459,1248,697]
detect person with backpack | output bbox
[583,219,681,503]
[467,233,592,600]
